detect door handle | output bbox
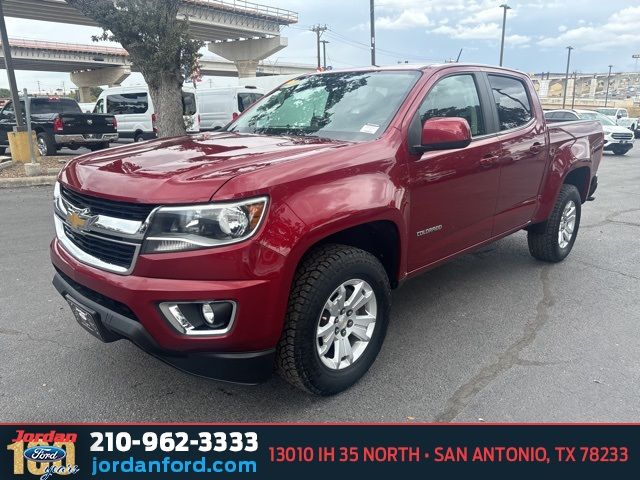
[529,142,543,154]
[479,154,499,168]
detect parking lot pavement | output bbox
[0,150,638,423]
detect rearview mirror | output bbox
[417,117,472,152]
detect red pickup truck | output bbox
[51,64,603,395]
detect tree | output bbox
[0,88,10,97]
[66,0,203,137]
[89,86,104,101]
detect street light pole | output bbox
[571,71,577,109]
[562,46,574,109]
[499,4,511,66]
[370,0,376,66]
[604,64,613,107]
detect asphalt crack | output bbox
[434,265,554,422]
[580,208,640,230]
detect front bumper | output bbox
[52,271,275,384]
[50,237,284,384]
[55,133,119,145]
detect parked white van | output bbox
[196,86,264,131]
[94,85,200,141]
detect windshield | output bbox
[595,108,617,116]
[577,111,616,126]
[226,70,422,141]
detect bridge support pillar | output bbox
[208,36,287,78]
[70,66,131,102]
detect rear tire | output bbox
[528,184,581,263]
[36,132,56,156]
[276,244,391,395]
[134,132,144,142]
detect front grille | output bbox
[64,225,137,269]
[61,185,155,222]
[612,132,633,140]
[55,268,138,322]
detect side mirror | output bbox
[417,117,472,152]
[617,114,622,119]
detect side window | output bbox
[1,102,14,116]
[181,92,197,116]
[93,98,104,114]
[488,75,532,130]
[560,112,578,121]
[418,74,486,137]
[238,92,259,112]
[106,93,149,115]
[544,111,558,120]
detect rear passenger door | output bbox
[488,74,548,235]
[407,72,502,272]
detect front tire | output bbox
[277,244,391,395]
[528,184,581,262]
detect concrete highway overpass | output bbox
[2,0,301,82]
[0,38,314,100]
[2,0,297,41]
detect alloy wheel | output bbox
[316,279,377,370]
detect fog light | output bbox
[159,301,236,336]
[202,304,215,325]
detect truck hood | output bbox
[59,132,349,204]
[603,124,634,135]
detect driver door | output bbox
[407,73,501,272]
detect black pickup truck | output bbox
[0,97,118,156]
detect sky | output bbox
[3,0,640,93]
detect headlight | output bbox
[142,197,268,253]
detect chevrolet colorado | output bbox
[51,64,603,395]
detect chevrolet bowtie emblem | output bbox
[66,208,94,231]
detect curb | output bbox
[0,176,57,189]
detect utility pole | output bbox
[571,71,577,109]
[320,40,329,69]
[370,0,376,66]
[37,80,41,95]
[562,46,573,109]
[604,64,613,107]
[310,25,327,70]
[499,4,511,66]
[0,0,25,129]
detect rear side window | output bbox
[30,98,82,114]
[418,74,486,136]
[559,112,578,121]
[107,92,149,115]
[182,92,197,116]
[488,75,532,130]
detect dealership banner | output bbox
[1,424,637,479]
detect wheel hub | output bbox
[558,200,576,249]
[315,278,378,370]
